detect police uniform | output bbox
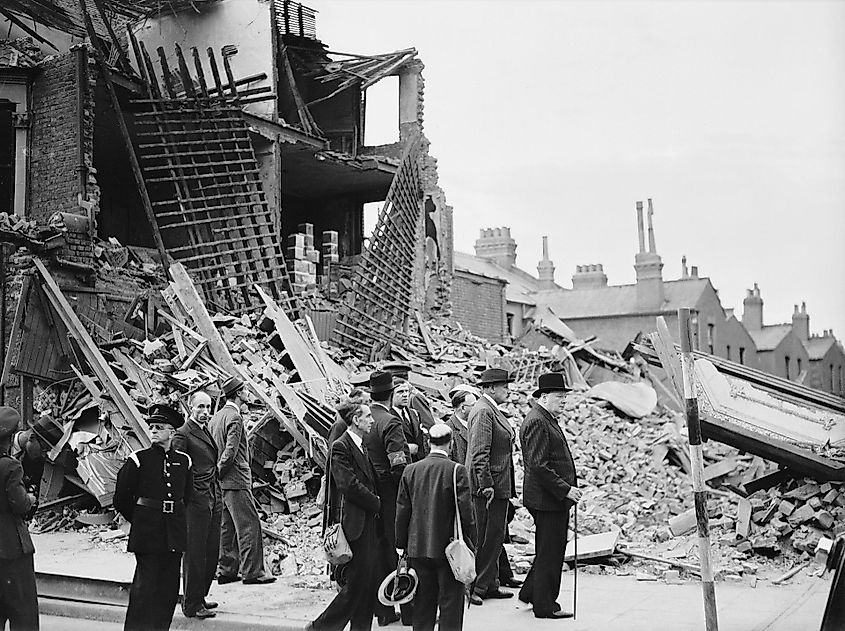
[0,407,38,631]
[113,405,193,631]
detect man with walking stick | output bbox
[518,372,581,620]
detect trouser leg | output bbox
[125,554,157,631]
[409,558,437,631]
[0,554,39,631]
[152,552,183,630]
[228,489,266,580]
[472,496,508,595]
[183,496,211,615]
[437,560,465,631]
[218,492,240,578]
[527,509,569,616]
[204,494,222,599]
[498,545,514,582]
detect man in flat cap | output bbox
[466,368,516,605]
[518,372,581,619]
[364,370,411,626]
[0,406,38,630]
[396,423,476,631]
[114,404,194,630]
[210,376,275,586]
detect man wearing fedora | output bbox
[173,391,222,619]
[365,370,411,626]
[210,376,275,586]
[114,404,193,630]
[518,372,582,619]
[0,406,38,630]
[466,368,517,604]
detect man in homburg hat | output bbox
[396,423,476,631]
[173,391,221,619]
[466,368,517,604]
[114,404,193,630]
[364,370,411,626]
[0,406,38,630]
[518,372,581,619]
[209,376,275,586]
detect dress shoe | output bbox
[203,600,218,609]
[483,589,514,599]
[534,610,574,619]
[501,578,523,588]
[468,592,483,606]
[217,574,240,585]
[377,612,400,626]
[185,607,216,619]
[243,575,277,585]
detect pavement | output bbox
[33,532,833,630]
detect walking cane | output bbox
[573,504,578,620]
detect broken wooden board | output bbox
[34,259,150,448]
[651,318,683,398]
[564,528,620,562]
[585,381,657,418]
[703,458,738,482]
[736,498,752,538]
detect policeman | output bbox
[114,404,194,631]
[0,406,38,630]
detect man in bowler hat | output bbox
[0,406,38,630]
[210,375,275,586]
[114,404,193,630]
[466,368,516,604]
[518,372,581,619]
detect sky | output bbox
[310,0,845,336]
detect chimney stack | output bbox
[742,283,763,331]
[537,236,556,289]
[681,255,689,279]
[792,301,809,342]
[633,199,664,309]
[474,227,517,268]
[690,265,699,279]
[571,263,608,290]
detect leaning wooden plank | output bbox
[414,311,437,357]
[651,318,683,397]
[257,287,327,401]
[168,263,239,376]
[34,259,150,448]
[564,529,619,562]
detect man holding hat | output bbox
[466,368,517,604]
[0,406,38,630]
[114,404,194,630]
[396,423,476,631]
[210,375,275,586]
[364,370,411,626]
[518,372,582,619]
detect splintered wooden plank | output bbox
[703,458,738,482]
[564,529,620,562]
[736,498,752,539]
[35,260,150,448]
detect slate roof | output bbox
[533,278,712,319]
[453,251,552,305]
[748,324,793,352]
[805,336,837,361]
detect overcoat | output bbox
[466,396,515,499]
[520,400,576,512]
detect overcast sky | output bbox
[311,0,845,337]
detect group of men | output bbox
[112,375,276,630]
[311,363,581,631]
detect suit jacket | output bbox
[327,432,381,542]
[113,445,193,553]
[364,402,409,486]
[466,395,515,499]
[395,406,427,463]
[0,454,34,559]
[445,414,469,466]
[173,418,221,501]
[396,452,476,560]
[209,403,252,490]
[327,418,347,448]
[410,392,436,431]
[520,401,576,512]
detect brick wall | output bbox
[451,270,506,343]
[29,46,100,226]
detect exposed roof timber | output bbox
[307,47,418,104]
[242,110,327,149]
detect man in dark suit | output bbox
[382,363,436,431]
[396,424,476,631]
[445,389,476,466]
[172,391,221,619]
[0,407,38,630]
[114,404,193,630]
[309,402,381,631]
[518,372,582,619]
[209,376,275,586]
[364,370,410,626]
[466,368,516,604]
[393,379,427,463]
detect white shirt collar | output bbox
[348,430,364,453]
[430,447,449,457]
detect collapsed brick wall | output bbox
[29,46,100,227]
[451,271,506,343]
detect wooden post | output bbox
[678,308,719,631]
